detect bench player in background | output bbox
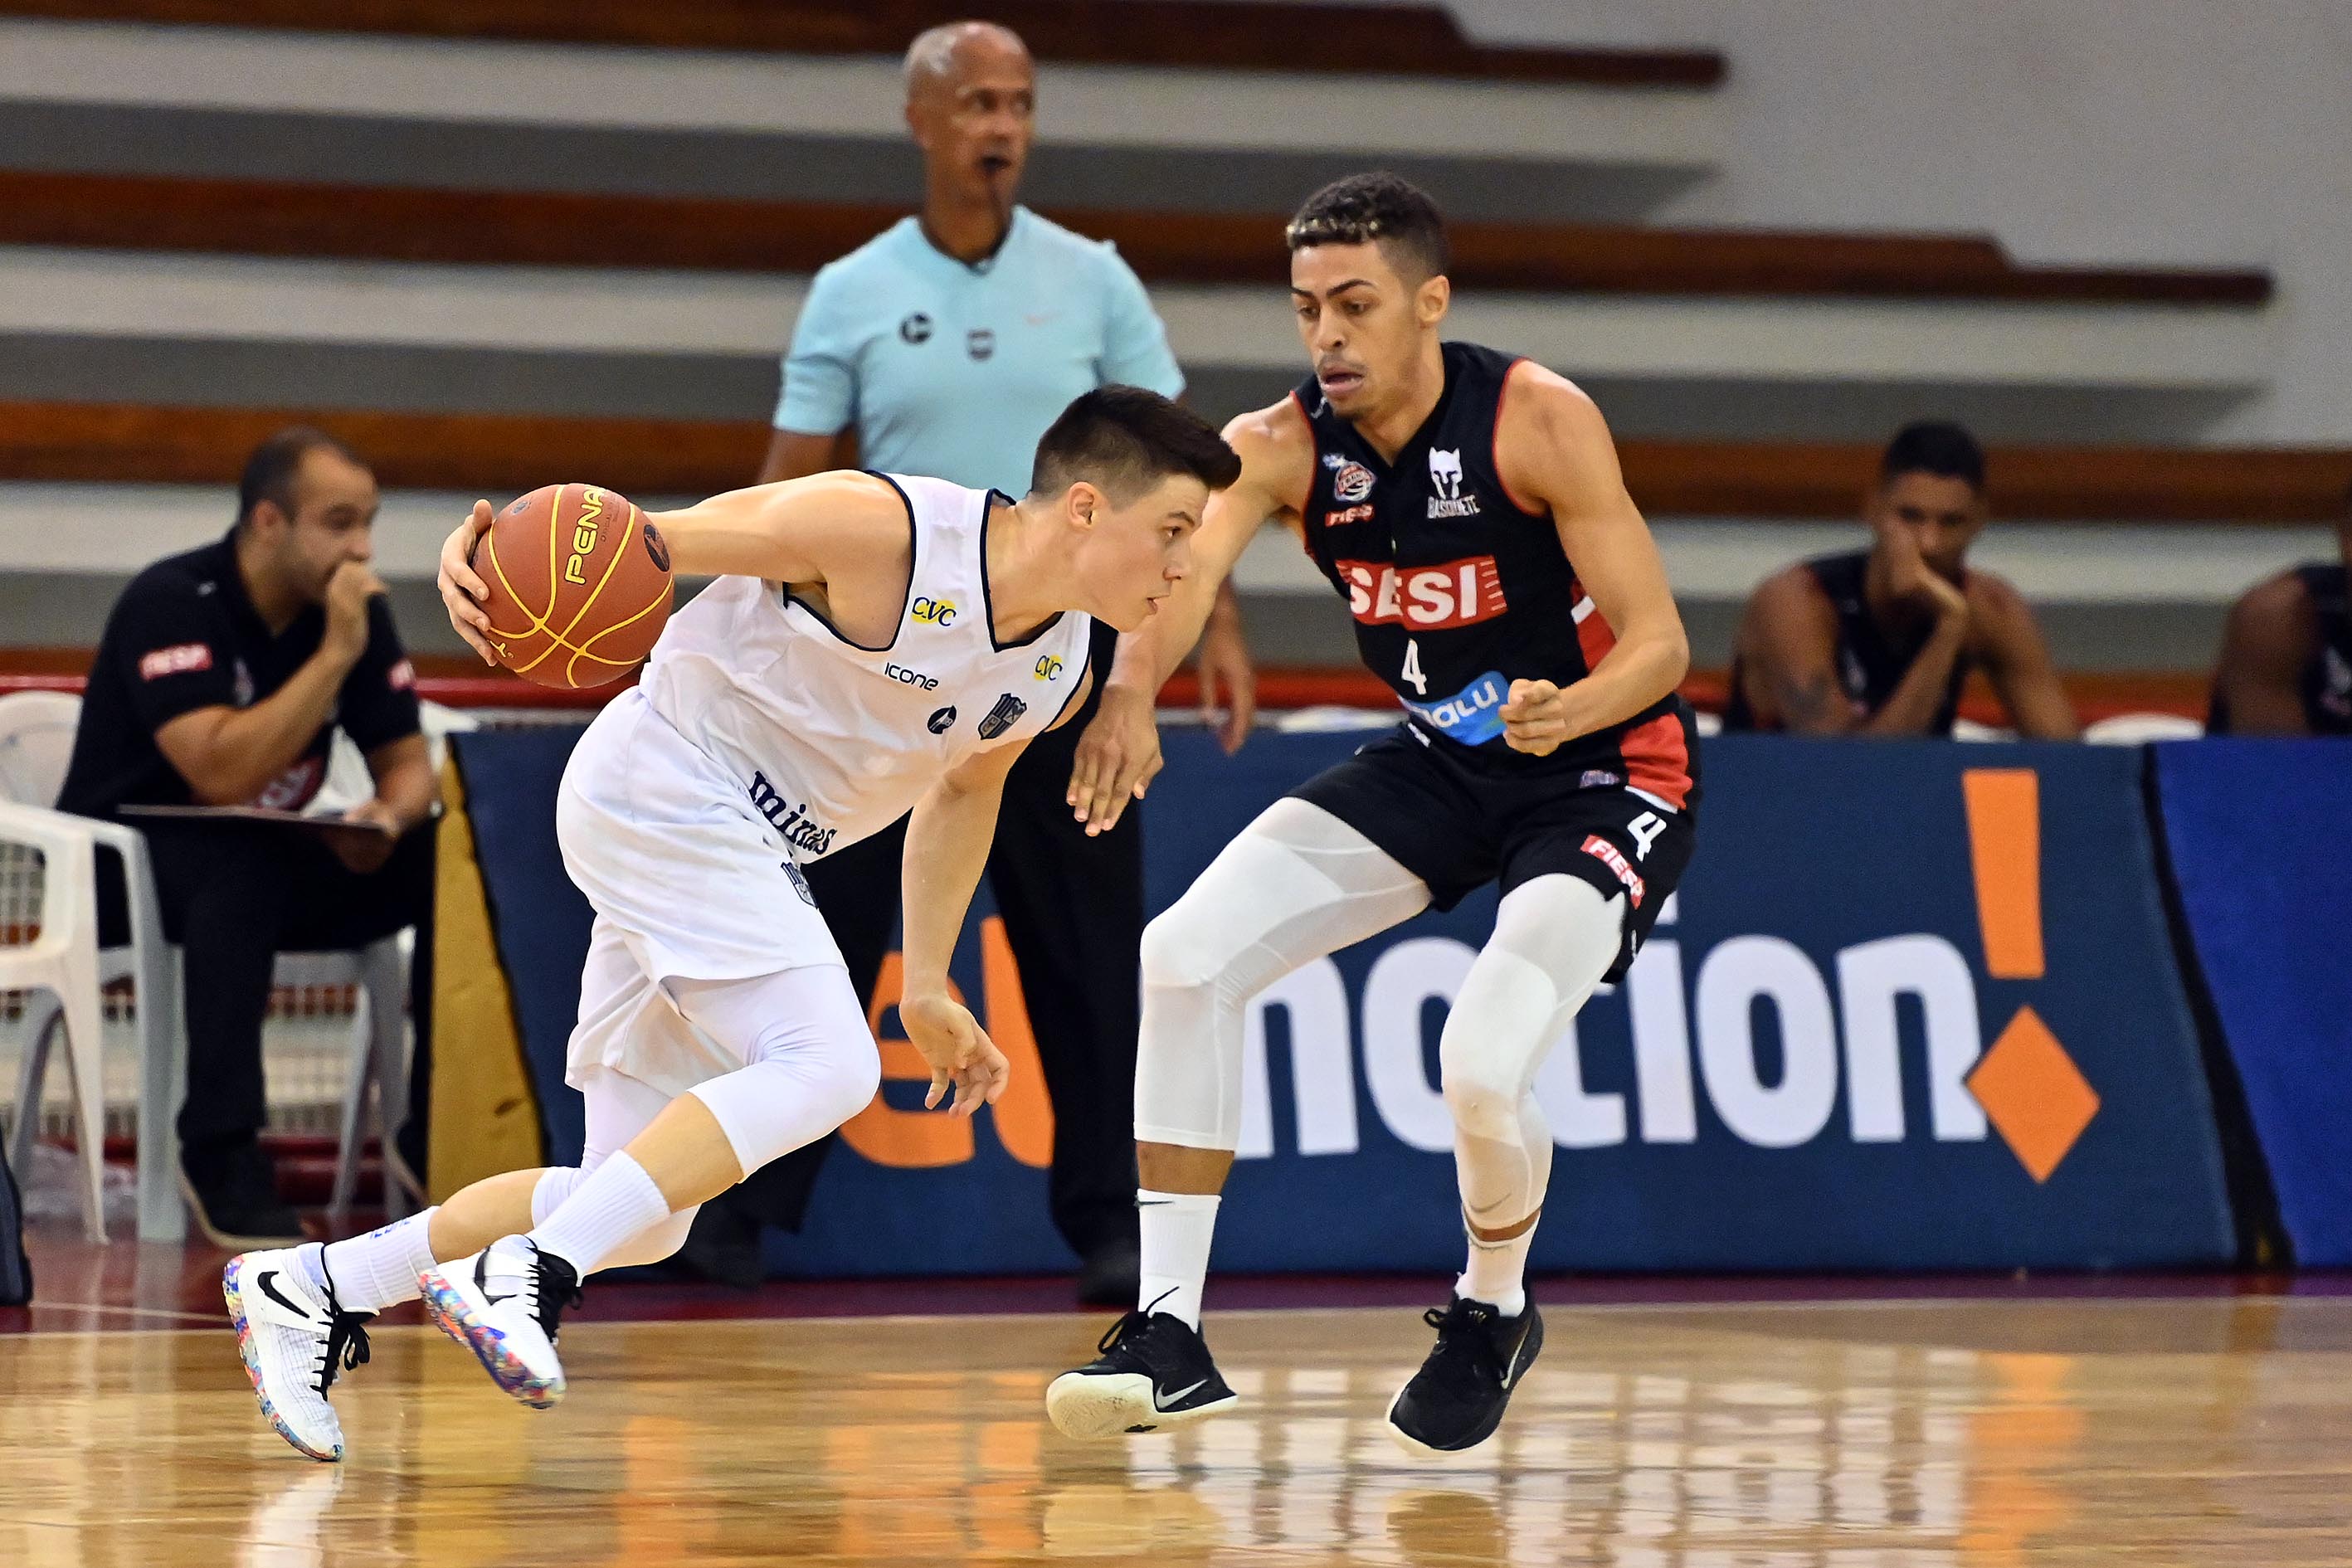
[1722,422,2078,738]
[1049,174,1698,1456]
[222,388,1238,1463]
[2208,480,2352,734]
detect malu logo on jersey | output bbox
[1402,669,1508,747]
[1333,555,1507,630]
[1427,448,1479,519]
[911,597,957,626]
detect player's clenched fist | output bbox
[1501,677,1572,756]
[900,992,1011,1117]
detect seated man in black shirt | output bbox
[2207,484,2352,735]
[56,428,439,1245]
[1725,421,2079,738]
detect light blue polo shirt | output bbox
[773,206,1185,497]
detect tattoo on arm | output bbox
[1777,670,1842,728]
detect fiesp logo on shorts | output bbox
[1230,768,2098,1185]
[911,597,957,626]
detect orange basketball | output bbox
[472,484,674,689]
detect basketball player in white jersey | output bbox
[222,387,1239,1462]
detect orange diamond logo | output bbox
[1966,1006,2099,1182]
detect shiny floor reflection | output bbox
[3,1297,2350,1566]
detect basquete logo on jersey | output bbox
[1334,555,1506,631]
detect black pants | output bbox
[736,684,1147,1260]
[95,821,436,1159]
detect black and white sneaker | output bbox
[1045,1310,1238,1439]
[1385,1295,1544,1456]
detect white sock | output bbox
[1456,1215,1536,1320]
[525,1152,673,1276]
[312,1208,440,1313]
[1137,1189,1220,1329]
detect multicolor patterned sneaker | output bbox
[418,1236,580,1410]
[224,1247,373,1462]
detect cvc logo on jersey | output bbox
[1232,767,2098,1186]
[911,597,957,626]
[1427,448,1479,519]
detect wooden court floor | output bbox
[4,1288,2351,1566]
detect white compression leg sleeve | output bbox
[670,966,882,1176]
[1136,796,1433,1152]
[527,968,878,1274]
[1440,874,1625,1312]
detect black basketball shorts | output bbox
[1289,722,1699,982]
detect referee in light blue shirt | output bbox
[718,20,1255,1305]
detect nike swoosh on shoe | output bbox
[256,1272,317,1321]
[1157,1378,1209,1410]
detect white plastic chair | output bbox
[0,690,460,1242]
[0,690,171,1243]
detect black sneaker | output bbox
[181,1137,305,1249]
[1045,1308,1238,1439]
[1385,1296,1545,1455]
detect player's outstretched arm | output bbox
[1067,401,1307,832]
[1493,369,1691,756]
[899,742,1021,1117]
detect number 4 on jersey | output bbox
[1628,811,1667,859]
[1401,637,1428,694]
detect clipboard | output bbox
[118,803,402,850]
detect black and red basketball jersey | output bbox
[1293,340,1693,804]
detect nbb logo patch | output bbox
[1334,556,1505,630]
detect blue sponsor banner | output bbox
[2154,740,2352,1265]
[455,725,2236,1276]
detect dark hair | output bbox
[236,426,367,529]
[1880,421,1986,492]
[1029,386,1241,501]
[1286,172,1450,282]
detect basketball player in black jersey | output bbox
[2208,485,2352,735]
[1049,173,1697,1455]
[1724,422,2077,738]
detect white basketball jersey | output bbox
[638,474,1093,862]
